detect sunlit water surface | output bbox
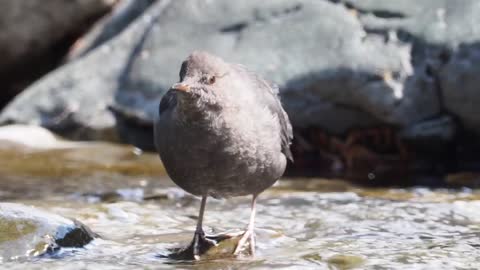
[1,142,480,269]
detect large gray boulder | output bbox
[440,43,480,135]
[0,203,96,262]
[67,0,156,60]
[337,0,480,135]
[0,0,115,107]
[1,0,479,148]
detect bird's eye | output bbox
[207,76,216,85]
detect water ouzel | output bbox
[154,51,293,259]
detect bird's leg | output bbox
[191,195,217,260]
[233,194,258,256]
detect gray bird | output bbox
[154,51,293,259]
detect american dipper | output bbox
[154,51,293,259]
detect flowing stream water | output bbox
[1,141,480,269]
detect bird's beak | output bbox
[171,82,190,92]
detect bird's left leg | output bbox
[233,193,258,256]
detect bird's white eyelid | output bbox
[216,72,229,78]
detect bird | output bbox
[154,51,293,259]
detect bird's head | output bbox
[171,51,231,111]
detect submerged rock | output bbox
[0,124,165,183]
[0,203,96,262]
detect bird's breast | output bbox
[155,107,285,197]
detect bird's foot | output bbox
[165,231,233,261]
[190,231,220,260]
[233,227,255,256]
[166,230,254,260]
[190,230,242,260]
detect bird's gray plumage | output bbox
[154,51,292,198]
[231,64,293,162]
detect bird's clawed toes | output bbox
[191,231,219,260]
[233,229,255,256]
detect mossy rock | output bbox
[0,203,97,262]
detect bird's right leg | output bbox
[191,194,218,260]
[233,194,258,256]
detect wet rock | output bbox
[0,0,116,107]
[0,203,96,262]
[0,130,165,178]
[84,187,145,203]
[0,124,85,150]
[327,254,365,269]
[0,125,167,200]
[303,252,365,269]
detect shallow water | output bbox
[1,141,480,269]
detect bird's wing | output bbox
[261,79,294,162]
[158,89,177,115]
[233,64,294,161]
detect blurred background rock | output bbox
[1,0,480,185]
[0,0,118,107]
